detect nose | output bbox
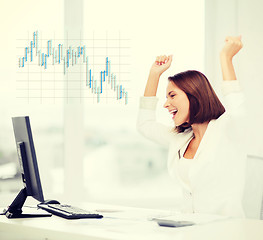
[163,99,171,109]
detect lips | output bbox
[169,109,178,119]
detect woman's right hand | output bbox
[144,55,173,97]
[150,55,173,76]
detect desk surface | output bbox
[0,203,263,240]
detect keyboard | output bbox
[38,204,103,219]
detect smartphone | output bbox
[154,219,195,227]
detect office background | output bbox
[0,0,262,219]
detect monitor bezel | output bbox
[12,116,45,202]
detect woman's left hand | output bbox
[220,36,243,60]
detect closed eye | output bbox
[168,93,176,99]
[168,91,176,98]
[166,91,177,98]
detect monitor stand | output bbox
[4,187,52,218]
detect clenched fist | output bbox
[220,36,243,60]
[150,55,173,76]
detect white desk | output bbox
[0,203,263,240]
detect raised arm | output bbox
[137,55,174,147]
[219,36,246,141]
[144,55,173,96]
[220,36,243,81]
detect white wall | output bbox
[238,0,263,158]
[205,0,263,219]
[205,0,263,158]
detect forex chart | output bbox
[17,31,130,104]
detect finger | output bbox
[225,36,242,44]
[160,56,164,64]
[232,36,242,43]
[164,55,169,64]
[227,37,242,48]
[155,56,161,65]
[160,55,166,65]
[167,55,173,64]
[236,36,243,46]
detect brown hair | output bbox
[168,70,225,133]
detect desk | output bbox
[0,203,263,240]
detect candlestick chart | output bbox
[17,31,130,104]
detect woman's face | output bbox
[163,81,190,126]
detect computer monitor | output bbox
[4,116,51,218]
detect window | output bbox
[0,0,64,203]
[0,0,204,210]
[82,0,204,208]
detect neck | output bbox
[191,122,209,140]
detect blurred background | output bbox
[0,0,262,219]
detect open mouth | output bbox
[170,109,178,119]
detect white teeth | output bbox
[170,109,178,114]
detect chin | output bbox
[174,118,189,127]
[174,121,183,127]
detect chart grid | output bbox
[17,31,130,104]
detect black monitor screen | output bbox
[12,116,44,202]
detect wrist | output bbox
[149,69,161,78]
[220,54,237,81]
[220,51,233,62]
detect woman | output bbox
[137,36,247,217]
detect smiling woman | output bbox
[137,37,248,217]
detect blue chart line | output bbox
[18,31,128,104]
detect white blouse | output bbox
[178,136,195,186]
[178,156,194,186]
[137,81,247,218]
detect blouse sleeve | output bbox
[220,80,247,141]
[136,96,175,147]
[221,80,245,116]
